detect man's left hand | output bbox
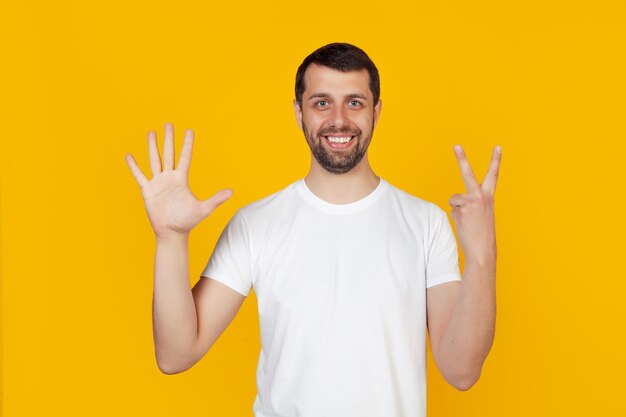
[448,145,502,266]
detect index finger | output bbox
[453,144,481,195]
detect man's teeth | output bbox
[326,136,353,143]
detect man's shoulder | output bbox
[237,178,301,220]
[384,179,445,218]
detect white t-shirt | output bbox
[201,177,462,417]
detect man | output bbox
[125,42,501,417]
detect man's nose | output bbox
[329,105,349,128]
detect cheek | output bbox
[303,114,324,132]
[354,114,374,131]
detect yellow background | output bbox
[2,0,625,415]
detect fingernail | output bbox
[454,145,462,153]
[496,145,502,154]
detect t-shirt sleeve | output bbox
[426,207,462,288]
[200,210,253,297]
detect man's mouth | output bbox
[322,135,356,149]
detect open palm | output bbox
[125,123,233,239]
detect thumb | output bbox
[200,188,234,219]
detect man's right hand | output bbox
[125,123,233,239]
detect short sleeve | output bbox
[426,207,462,288]
[200,210,253,297]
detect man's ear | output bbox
[373,99,382,129]
[293,99,303,131]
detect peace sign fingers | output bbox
[480,145,502,194]
[453,144,482,196]
[453,144,502,197]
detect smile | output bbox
[325,136,353,143]
[322,136,356,149]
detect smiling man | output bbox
[297,61,378,176]
[126,42,501,417]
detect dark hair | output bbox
[295,43,380,108]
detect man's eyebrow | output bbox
[307,92,369,101]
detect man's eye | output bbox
[349,100,362,107]
[316,100,328,107]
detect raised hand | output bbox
[125,123,233,239]
[448,145,502,266]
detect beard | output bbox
[302,120,375,175]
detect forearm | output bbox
[152,233,198,373]
[436,259,496,388]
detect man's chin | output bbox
[306,133,370,173]
[321,164,355,175]
[315,150,367,174]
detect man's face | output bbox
[294,63,381,174]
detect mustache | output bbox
[318,127,361,136]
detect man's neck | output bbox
[304,155,380,204]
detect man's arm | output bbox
[152,233,197,374]
[125,123,243,374]
[426,261,496,390]
[426,144,501,390]
[152,234,247,375]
